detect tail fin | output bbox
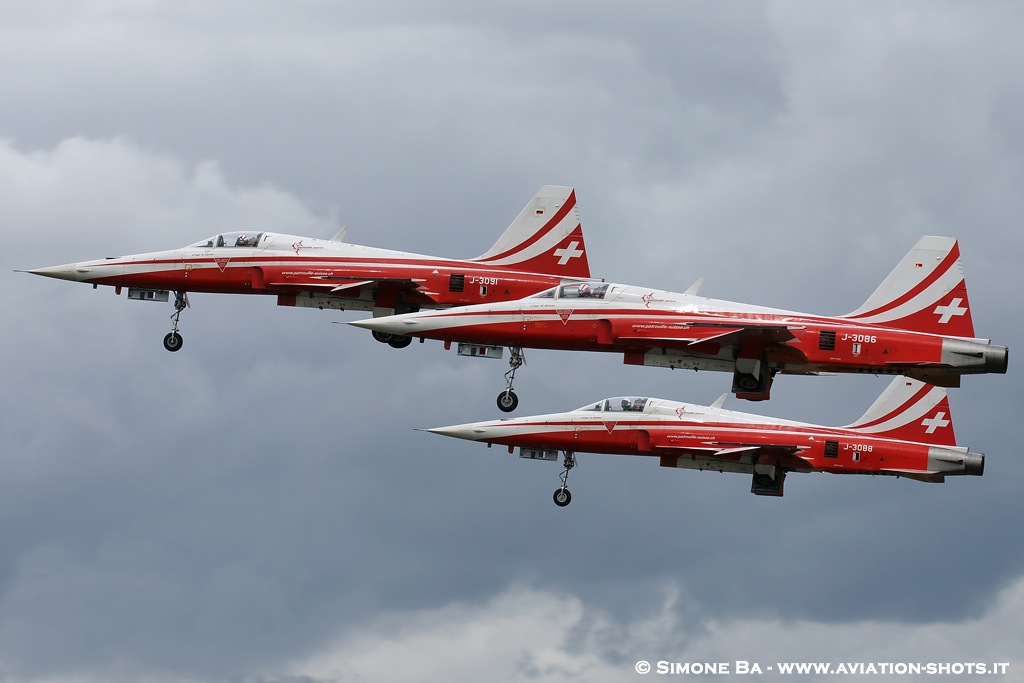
[846,377,957,446]
[471,185,591,278]
[842,236,975,338]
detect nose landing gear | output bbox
[552,451,576,507]
[496,347,524,412]
[163,291,188,352]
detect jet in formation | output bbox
[25,186,590,351]
[426,376,984,506]
[352,236,1008,411]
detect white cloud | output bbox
[284,576,1024,683]
[0,137,335,262]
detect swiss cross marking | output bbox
[553,240,583,265]
[921,411,950,434]
[934,297,968,324]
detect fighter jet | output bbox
[425,377,984,506]
[24,186,591,351]
[351,236,1007,410]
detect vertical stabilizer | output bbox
[471,186,591,279]
[846,377,957,446]
[843,236,975,338]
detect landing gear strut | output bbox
[552,451,576,507]
[496,347,524,412]
[163,291,188,352]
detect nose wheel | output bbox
[496,347,524,412]
[163,331,183,352]
[164,291,188,352]
[552,451,576,507]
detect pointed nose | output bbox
[422,424,490,441]
[348,316,420,333]
[24,263,93,282]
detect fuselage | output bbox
[355,281,1007,386]
[29,231,586,313]
[429,395,984,483]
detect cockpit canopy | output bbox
[531,282,610,300]
[187,231,265,249]
[578,396,650,413]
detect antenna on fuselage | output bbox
[329,226,350,242]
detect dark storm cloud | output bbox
[1,2,1023,681]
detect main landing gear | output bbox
[371,331,413,349]
[163,291,188,352]
[552,451,576,507]
[496,347,524,412]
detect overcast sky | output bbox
[2,2,1023,681]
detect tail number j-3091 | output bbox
[469,276,499,286]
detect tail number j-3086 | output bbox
[842,333,877,344]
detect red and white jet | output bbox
[425,376,984,506]
[351,236,1007,410]
[25,186,591,351]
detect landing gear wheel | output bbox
[496,390,519,412]
[163,332,183,352]
[387,335,413,349]
[735,373,759,392]
[372,330,395,344]
[553,488,572,507]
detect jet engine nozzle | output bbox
[985,345,1009,374]
[963,450,985,476]
[927,447,984,477]
[942,338,1009,374]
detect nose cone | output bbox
[24,262,93,282]
[348,314,422,333]
[422,424,492,442]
